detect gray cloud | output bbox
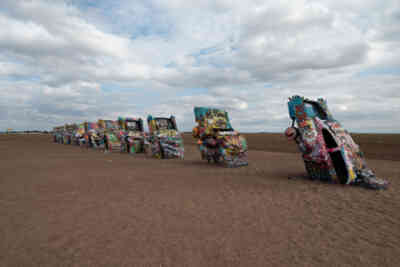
[0,0,399,132]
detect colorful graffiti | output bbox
[118,117,146,154]
[52,126,65,144]
[91,119,122,152]
[192,107,248,167]
[72,123,86,146]
[63,123,78,144]
[285,95,388,189]
[146,115,184,159]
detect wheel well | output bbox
[322,129,348,184]
[322,129,337,149]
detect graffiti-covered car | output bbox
[63,123,78,144]
[118,117,145,154]
[72,122,96,147]
[83,122,98,148]
[146,115,184,159]
[96,119,122,152]
[86,120,104,149]
[72,123,85,146]
[192,107,248,167]
[53,126,65,143]
[284,95,388,189]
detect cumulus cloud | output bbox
[0,0,399,132]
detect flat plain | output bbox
[1,133,399,267]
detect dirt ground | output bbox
[0,133,399,267]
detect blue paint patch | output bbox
[288,95,303,119]
[193,107,232,130]
[304,103,317,118]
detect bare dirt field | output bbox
[1,133,399,267]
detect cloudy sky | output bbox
[0,0,399,133]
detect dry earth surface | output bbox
[0,133,399,267]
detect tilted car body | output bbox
[95,119,122,152]
[53,126,65,144]
[63,123,78,144]
[72,123,86,145]
[83,122,98,148]
[73,122,97,147]
[285,95,388,189]
[192,107,248,167]
[118,117,145,154]
[146,115,184,159]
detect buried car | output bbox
[53,126,65,144]
[118,117,145,154]
[73,122,96,147]
[284,95,388,189]
[83,122,98,148]
[63,123,78,144]
[95,119,122,152]
[146,115,184,159]
[72,123,86,146]
[192,107,248,167]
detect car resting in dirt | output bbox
[73,122,96,147]
[146,115,184,159]
[92,119,122,152]
[284,95,388,190]
[72,123,86,146]
[86,120,107,149]
[84,120,104,149]
[52,126,65,144]
[84,122,99,148]
[63,123,78,144]
[118,117,146,154]
[192,107,248,167]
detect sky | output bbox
[0,0,399,133]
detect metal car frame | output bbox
[118,117,146,154]
[285,95,388,189]
[96,119,122,152]
[63,123,78,144]
[53,126,65,144]
[146,115,184,159]
[192,107,248,167]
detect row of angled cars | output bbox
[54,109,249,165]
[53,97,388,190]
[53,115,185,159]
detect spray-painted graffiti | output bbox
[118,117,146,154]
[89,120,122,152]
[63,123,78,144]
[52,126,65,144]
[285,95,388,189]
[146,115,184,159]
[192,107,248,167]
